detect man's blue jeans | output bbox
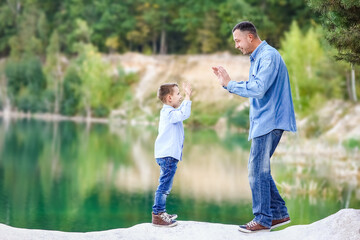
[152,157,179,214]
[248,129,289,228]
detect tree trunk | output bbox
[54,80,59,114]
[160,20,167,55]
[351,63,357,102]
[260,0,267,11]
[3,97,11,126]
[53,54,63,115]
[1,74,11,127]
[86,105,91,120]
[152,34,157,54]
[7,0,21,34]
[6,0,21,15]
[86,104,92,132]
[56,54,64,115]
[346,70,352,100]
[293,76,301,111]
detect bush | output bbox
[93,105,110,118]
[60,44,139,118]
[227,107,250,129]
[188,102,224,127]
[61,66,82,116]
[343,138,360,150]
[5,57,47,112]
[280,22,344,117]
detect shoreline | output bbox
[0,111,114,124]
[0,110,159,127]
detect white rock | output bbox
[0,209,359,240]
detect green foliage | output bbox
[222,132,251,150]
[90,0,136,52]
[7,6,46,59]
[75,43,113,116]
[61,66,82,116]
[301,113,325,138]
[227,107,250,129]
[0,0,319,56]
[73,19,92,44]
[0,0,353,125]
[105,36,120,53]
[217,0,275,50]
[5,57,47,112]
[196,12,221,53]
[59,43,138,117]
[280,21,343,116]
[307,0,360,64]
[187,102,224,127]
[44,30,63,114]
[46,31,61,69]
[114,68,139,103]
[0,3,16,55]
[343,138,360,150]
[247,0,319,48]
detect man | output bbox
[212,21,297,233]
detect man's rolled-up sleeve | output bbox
[226,57,279,99]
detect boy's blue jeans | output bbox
[152,157,179,214]
[249,129,289,228]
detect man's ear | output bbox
[247,33,254,42]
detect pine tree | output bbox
[308,0,360,101]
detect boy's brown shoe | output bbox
[271,217,291,229]
[238,220,270,233]
[152,212,178,227]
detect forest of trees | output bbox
[0,0,359,120]
[0,0,317,56]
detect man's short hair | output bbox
[232,21,258,38]
[158,83,178,103]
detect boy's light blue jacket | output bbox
[225,41,297,140]
[154,100,192,161]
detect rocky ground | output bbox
[0,209,359,240]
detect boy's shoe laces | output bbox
[163,212,177,220]
[160,213,172,223]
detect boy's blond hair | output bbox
[158,83,178,103]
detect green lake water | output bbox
[0,119,358,232]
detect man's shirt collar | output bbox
[250,40,268,61]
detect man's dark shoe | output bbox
[271,217,291,230]
[152,212,178,227]
[238,220,270,233]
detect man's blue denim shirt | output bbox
[154,100,192,161]
[225,41,297,140]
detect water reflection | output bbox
[0,119,358,231]
[274,136,359,207]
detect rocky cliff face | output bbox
[106,52,250,104]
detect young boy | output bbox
[152,82,192,227]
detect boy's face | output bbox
[169,86,182,108]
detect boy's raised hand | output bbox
[183,82,192,100]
